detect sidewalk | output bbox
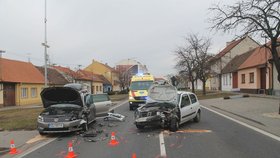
[200,96,280,137]
[0,104,42,112]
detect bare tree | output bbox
[175,47,197,93]
[209,0,280,82]
[118,70,130,91]
[175,34,213,95]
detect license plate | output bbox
[49,123,63,128]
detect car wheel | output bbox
[169,117,179,132]
[193,111,201,123]
[39,131,46,136]
[136,124,144,129]
[82,123,88,131]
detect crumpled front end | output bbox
[134,102,176,128]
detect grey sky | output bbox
[0,0,238,77]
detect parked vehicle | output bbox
[88,93,113,117]
[129,73,154,110]
[134,82,201,131]
[37,84,96,134]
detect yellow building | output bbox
[0,58,45,107]
[84,59,120,91]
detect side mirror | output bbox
[85,95,93,106]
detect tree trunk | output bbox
[191,80,195,93]
[202,80,206,95]
[270,40,280,83]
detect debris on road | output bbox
[104,113,125,121]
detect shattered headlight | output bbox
[37,115,44,122]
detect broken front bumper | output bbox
[134,115,162,126]
[37,119,83,133]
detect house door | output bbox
[260,68,266,89]
[3,83,16,106]
[232,72,238,88]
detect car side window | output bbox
[180,94,191,108]
[85,94,93,107]
[190,94,197,104]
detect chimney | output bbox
[226,41,234,46]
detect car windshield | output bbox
[130,81,153,90]
[92,94,110,102]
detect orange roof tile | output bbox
[239,46,271,69]
[52,65,78,78]
[0,58,44,83]
[215,38,244,59]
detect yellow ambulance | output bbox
[129,73,154,110]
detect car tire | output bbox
[193,111,201,123]
[39,131,46,136]
[169,117,179,132]
[136,124,144,129]
[82,123,88,131]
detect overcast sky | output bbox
[0,0,240,77]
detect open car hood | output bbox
[41,87,84,108]
[147,83,177,104]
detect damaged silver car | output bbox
[37,84,96,134]
[134,82,201,132]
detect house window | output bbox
[249,72,254,83]
[31,88,37,98]
[241,74,245,84]
[100,86,102,92]
[96,86,98,92]
[21,88,28,98]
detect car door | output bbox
[179,94,194,123]
[85,94,96,123]
[189,94,199,119]
[92,94,112,117]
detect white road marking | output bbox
[110,100,128,110]
[159,132,167,157]
[15,138,56,158]
[202,105,280,142]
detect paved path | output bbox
[200,96,280,137]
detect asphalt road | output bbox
[21,102,280,158]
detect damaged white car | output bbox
[37,84,96,134]
[134,82,201,132]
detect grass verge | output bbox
[0,108,43,131]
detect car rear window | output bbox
[92,94,110,102]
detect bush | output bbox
[107,91,116,95]
[224,96,230,100]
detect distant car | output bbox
[88,93,113,117]
[134,82,201,131]
[37,84,96,134]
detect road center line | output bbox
[110,100,128,110]
[159,132,167,157]
[201,105,280,142]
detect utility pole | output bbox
[42,0,49,87]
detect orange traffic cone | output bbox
[132,153,137,158]
[108,132,119,146]
[9,139,18,155]
[65,142,77,158]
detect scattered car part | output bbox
[104,113,125,121]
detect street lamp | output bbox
[42,0,49,87]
